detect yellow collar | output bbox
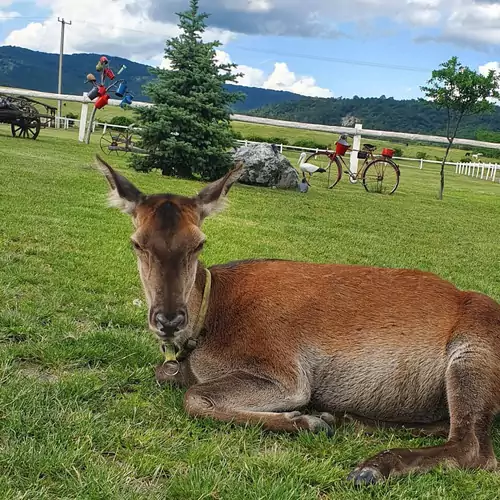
[162,267,212,363]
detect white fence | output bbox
[0,86,499,182]
[235,139,500,181]
[455,162,498,182]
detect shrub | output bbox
[65,112,78,128]
[293,139,327,150]
[267,136,289,145]
[393,147,404,157]
[109,115,134,127]
[244,135,266,143]
[416,151,428,160]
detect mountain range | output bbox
[1,45,500,140]
[0,45,302,112]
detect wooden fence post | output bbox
[350,123,362,175]
[78,93,89,143]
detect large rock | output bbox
[233,143,299,189]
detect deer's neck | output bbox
[185,261,210,338]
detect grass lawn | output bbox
[1,127,500,499]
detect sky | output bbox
[1,0,500,99]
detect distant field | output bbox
[2,89,500,164]
[3,115,499,169]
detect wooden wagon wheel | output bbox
[100,130,128,156]
[11,116,41,140]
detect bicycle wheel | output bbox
[304,152,342,189]
[362,158,400,194]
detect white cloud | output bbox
[159,57,172,70]
[3,0,500,64]
[263,62,333,97]
[238,65,267,87]
[215,50,332,97]
[0,9,19,20]
[479,61,500,77]
[2,0,234,63]
[246,0,272,12]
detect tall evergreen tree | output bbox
[131,0,243,180]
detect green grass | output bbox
[1,127,500,499]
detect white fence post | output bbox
[492,165,497,183]
[420,159,423,170]
[455,163,459,174]
[102,123,107,135]
[350,123,362,175]
[78,93,89,143]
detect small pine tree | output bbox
[131,0,243,180]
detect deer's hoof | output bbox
[347,466,383,486]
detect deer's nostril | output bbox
[155,310,187,333]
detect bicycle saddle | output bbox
[363,143,376,151]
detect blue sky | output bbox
[1,0,500,99]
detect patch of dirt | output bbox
[17,363,60,383]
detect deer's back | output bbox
[189,259,492,421]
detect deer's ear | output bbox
[95,155,144,214]
[195,161,244,219]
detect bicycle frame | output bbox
[324,148,377,181]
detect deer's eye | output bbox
[194,240,205,253]
[131,240,143,252]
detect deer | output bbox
[96,154,500,486]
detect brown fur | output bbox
[96,155,500,485]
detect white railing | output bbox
[455,162,498,182]
[55,116,135,133]
[235,139,498,176]
[0,86,499,181]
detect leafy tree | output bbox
[131,0,243,180]
[420,57,499,199]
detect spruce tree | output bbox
[131,0,243,180]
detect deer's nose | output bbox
[155,310,187,335]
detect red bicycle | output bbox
[303,135,401,195]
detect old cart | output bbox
[0,93,46,140]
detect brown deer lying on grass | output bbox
[97,155,500,485]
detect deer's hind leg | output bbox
[184,370,334,435]
[348,335,500,486]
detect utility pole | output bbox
[57,17,72,129]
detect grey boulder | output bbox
[233,143,299,189]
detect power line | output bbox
[230,46,432,73]
[1,16,433,74]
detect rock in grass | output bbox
[234,143,299,189]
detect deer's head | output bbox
[97,155,243,340]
